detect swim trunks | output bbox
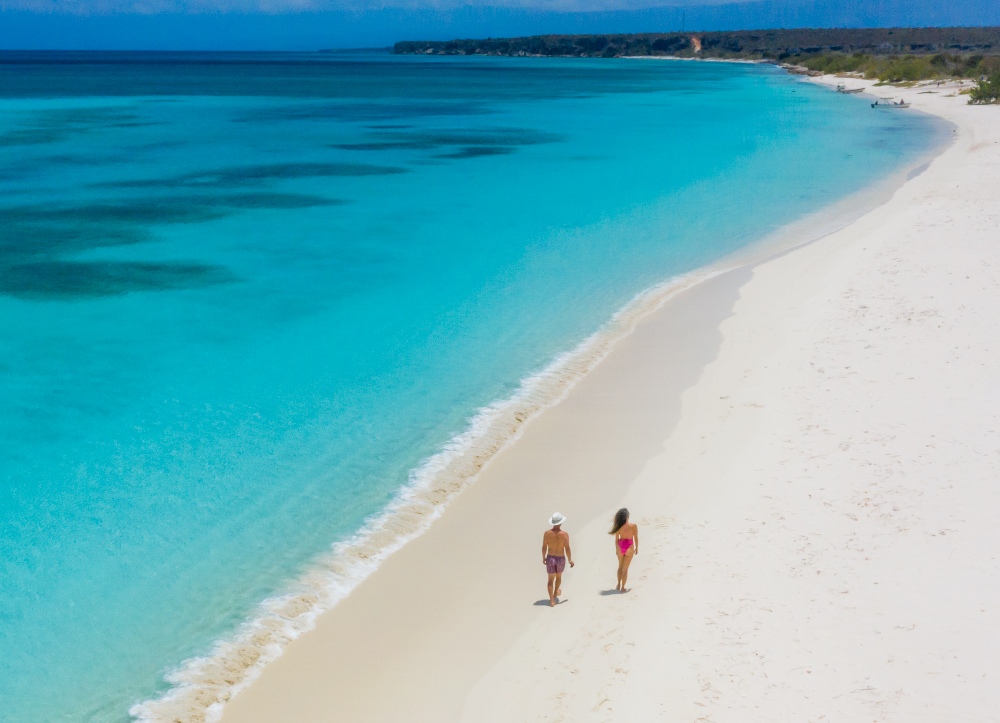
[546,555,566,574]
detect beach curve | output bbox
[137,72,982,723]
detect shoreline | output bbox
[138,75,967,722]
[456,77,1000,720]
[132,243,744,723]
[220,251,760,722]
[135,171,904,723]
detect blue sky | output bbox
[0,0,998,50]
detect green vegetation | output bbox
[799,52,1000,83]
[394,27,1000,90]
[395,27,1000,64]
[969,73,1000,103]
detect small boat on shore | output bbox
[871,98,911,109]
[836,84,864,94]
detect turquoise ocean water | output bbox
[0,51,941,721]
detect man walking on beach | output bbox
[542,512,574,607]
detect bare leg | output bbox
[547,573,557,607]
[554,572,563,599]
[616,552,625,590]
[620,552,635,592]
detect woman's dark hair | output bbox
[609,507,630,535]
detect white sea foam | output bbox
[128,261,733,723]
[129,126,947,722]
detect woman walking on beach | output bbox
[610,508,638,592]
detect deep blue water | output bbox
[0,51,941,722]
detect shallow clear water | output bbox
[0,51,941,721]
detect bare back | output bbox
[543,528,570,556]
[615,521,638,543]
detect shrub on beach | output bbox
[800,52,1000,84]
[969,73,1000,104]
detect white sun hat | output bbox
[549,512,566,526]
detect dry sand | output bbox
[220,77,1000,722]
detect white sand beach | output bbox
[218,77,1000,722]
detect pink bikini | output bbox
[618,538,633,555]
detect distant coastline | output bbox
[394,26,1000,84]
[393,26,1000,60]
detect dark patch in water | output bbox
[0,128,68,147]
[0,192,339,299]
[102,162,406,189]
[331,127,564,159]
[0,223,146,259]
[0,221,149,258]
[437,145,516,159]
[0,105,150,147]
[1,193,338,234]
[0,261,234,299]
[213,192,346,209]
[194,163,406,184]
[333,140,437,152]
[37,153,109,166]
[0,192,341,254]
[3,201,227,226]
[233,102,489,124]
[107,121,162,129]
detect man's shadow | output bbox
[533,598,568,606]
